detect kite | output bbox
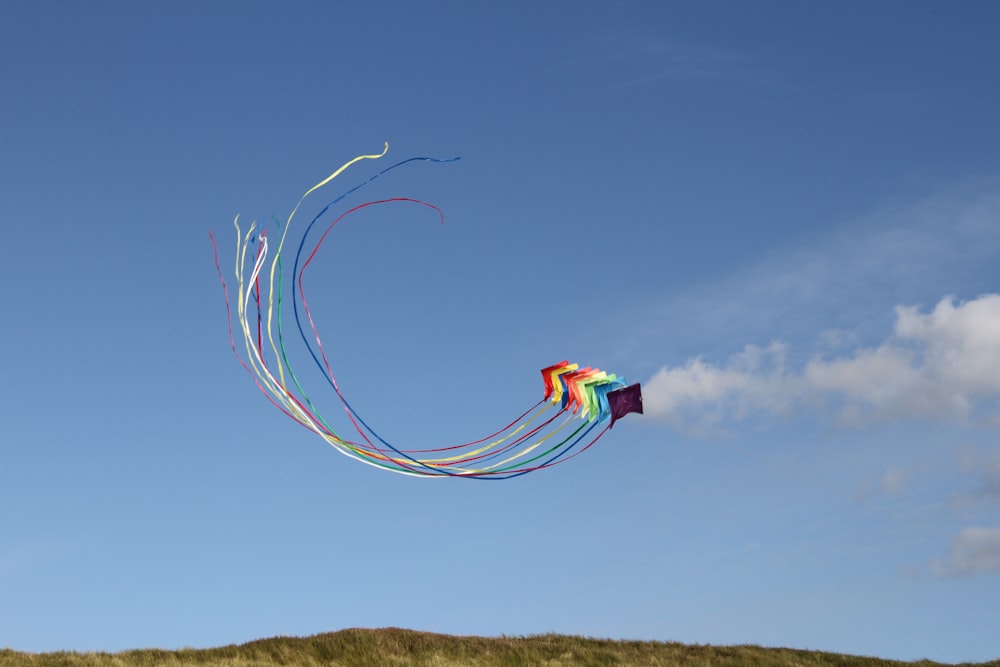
[211,143,642,478]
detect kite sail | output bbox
[211,143,642,478]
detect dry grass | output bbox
[2,628,996,667]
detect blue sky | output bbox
[2,1,999,662]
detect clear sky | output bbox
[2,1,999,663]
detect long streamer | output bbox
[211,144,642,478]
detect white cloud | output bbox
[980,461,1000,501]
[933,527,1000,578]
[881,467,907,495]
[955,446,1000,505]
[644,342,792,429]
[644,294,1000,429]
[896,296,1000,397]
[852,465,912,504]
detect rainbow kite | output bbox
[211,144,642,478]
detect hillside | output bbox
[0,628,1000,667]
[2,628,997,667]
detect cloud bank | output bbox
[644,294,1000,429]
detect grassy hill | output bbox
[2,628,996,667]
